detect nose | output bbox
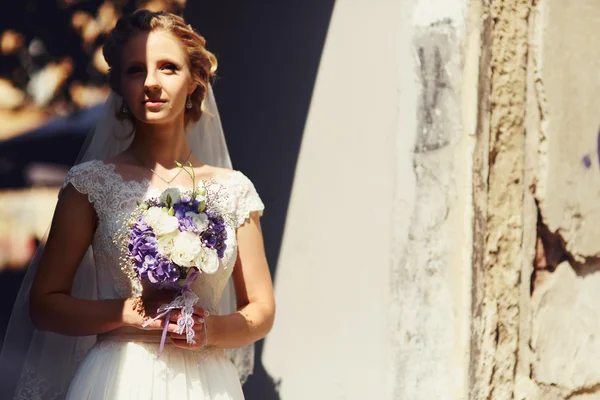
[144,70,161,92]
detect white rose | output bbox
[159,188,181,206]
[156,232,177,256]
[153,211,179,236]
[143,206,164,228]
[171,231,202,267]
[185,211,209,232]
[195,246,220,274]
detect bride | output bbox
[0,9,275,400]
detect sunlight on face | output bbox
[120,30,196,125]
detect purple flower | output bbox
[147,259,179,283]
[195,213,228,259]
[202,232,218,247]
[147,198,163,208]
[126,215,181,284]
[217,244,227,258]
[192,199,201,210]
[125,193,229,285]
[173,202,190,219]
[179,216,196,232]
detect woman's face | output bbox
[120,29,196,125]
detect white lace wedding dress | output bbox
[27,160,264,400]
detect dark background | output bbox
[186,3,336,396]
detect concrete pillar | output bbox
[262,0,475,399]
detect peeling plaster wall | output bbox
[390,0,476,399]
[535,0,600,261]
[529,0,600,398]
[470,0,534,399]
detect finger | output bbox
[170,331,206,347]
[147,308,173,320]
[170,332,186,340]
[192,306,208,317]
[168,311,182,322]
[168,311,204,324]
[144,319,180,333]
[142,301,169,316]
[171,338,200,350]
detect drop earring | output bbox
[186,96,193,109]
[121,102,129,114]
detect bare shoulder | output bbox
[197,164,237,181]
[104,153,127,165]
[104,152,137,169]
[103,152,144,178]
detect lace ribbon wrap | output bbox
[141,271,206,358]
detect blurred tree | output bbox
[0,0,186,117]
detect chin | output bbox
[139,112,173,124]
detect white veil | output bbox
[0,85,254,400]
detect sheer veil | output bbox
[0,85,254,399]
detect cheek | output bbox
[166,81,190,105]
[120,77,143,102]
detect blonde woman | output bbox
[0,10,275,400]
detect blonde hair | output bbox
[103,10,217,124]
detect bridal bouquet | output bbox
[118,162,227,356]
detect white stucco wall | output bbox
[529,1,600,398]
[261,0,474,398]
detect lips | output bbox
[143,99,167,111]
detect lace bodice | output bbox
[62,160,265,314]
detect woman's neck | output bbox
[128,119,192,169]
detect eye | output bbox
[162,63,180,72]
[125,65,144,75]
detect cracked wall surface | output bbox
[391,19,470,399]
[529,0,600,398]
[390,0,476,397]
[470,0,534,399]
[384,0,600,398]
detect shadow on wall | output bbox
[184,1,336,398]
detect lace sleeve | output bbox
[233,171,265,228]
[62,160,97,194]
[61,160,108,215]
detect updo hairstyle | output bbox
[103,10,217,124]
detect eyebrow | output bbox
[123,57,184,67]
[157,58,183,65]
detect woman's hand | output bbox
[122,289,180,332]
[168,305,209,350]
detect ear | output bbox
[188,80,198,95]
